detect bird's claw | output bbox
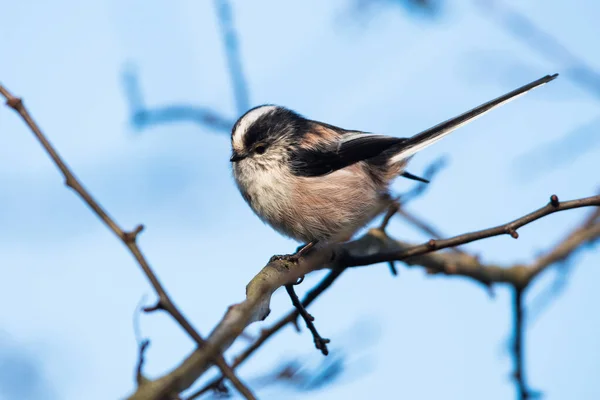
[269,253,300,263]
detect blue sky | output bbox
[0,0,599,399]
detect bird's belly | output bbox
[289,178,388,243]
[237,165,389,243]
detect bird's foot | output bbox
[269,253,300,264]
[269,241,319,264]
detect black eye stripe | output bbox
[240,107,310,150]
[244,121,271,149]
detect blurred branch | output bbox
[133,295,150,386]
[396,206,469,257]
[0,85,256,400]
[136,340,151,387]
[524,203,600,323]
[396,208,446,241]
[350,0,442,21]
[382,156,451,274]
[130,193,599,399]
[122,68,235,133]
[512,289,530,399]
[249,353,347,394]
[122,0,249,134]
[396,157,450,240]
[526,201,600,283]
[469,1,600,182]
[475,0,600,100]
[214,0,250,114]
[512,115,600,182]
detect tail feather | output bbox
[390,73,558,164]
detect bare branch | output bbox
[5,63,599,400]
[122,68,234,133]
[378,201,400,231]
[511,288,542,399]
[133,104,234,133]
[379,202,401,276]
[187,266,346,399]
[512,288,528,399]
[189,201,600,399]
[136,340,151,386]
[346,194,600,288]
[130,193,598,399]
[0,84,256,400]
[526,205,600,283]
[285,284,330,356]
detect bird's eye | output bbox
[254,144,267,155]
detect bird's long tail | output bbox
[389,74,558,165]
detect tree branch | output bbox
[5,72,599,400]
[129,193,599,399]
[285,284,331,356]
[526,206,600,283]
[122,69,234,133]
[346,194,600,286]
[0,84,256,400]
[512,288,529,399]
[190,199,600,398]
[187,266,346,399]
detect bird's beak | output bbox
[230,153,246,162]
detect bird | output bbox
[230,74,558,261]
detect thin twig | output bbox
[380,157,450,275]
[346,194,600,278]
[379,201,400,231]
[522,205,600,323]
[0,84,256,400]
[379,202,401,276]
[526,205,600,283]
[512,288,532,399]
[285,284,330,356]
[122,68,234,133]
[397,208,445,239]
[133,294,150,385]
[136,340,151,386]
[396,208,466,256]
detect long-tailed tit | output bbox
[230,74,558,260]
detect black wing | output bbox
[291,73,559,177]
[290,132,405,177]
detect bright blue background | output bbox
[0,1,598,399]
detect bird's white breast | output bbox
[233,158,390,243]
[233,160,295,233]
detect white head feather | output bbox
[232,105,278,152]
